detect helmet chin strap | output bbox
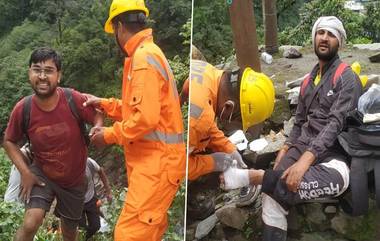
[115,23,129,57]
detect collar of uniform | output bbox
[123,28,153,56]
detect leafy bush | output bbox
[279,0,364,46]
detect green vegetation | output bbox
[193,0,380,64]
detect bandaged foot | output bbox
[222,167,250,190]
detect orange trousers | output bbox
[114,163,183,241]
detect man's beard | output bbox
[315,43,339,61]
[31,82,57,99]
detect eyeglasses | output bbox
[30,68,57,76]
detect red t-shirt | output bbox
[5,87,96,188]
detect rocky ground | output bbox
[186,44,380,241]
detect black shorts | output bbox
[26,164,87,229]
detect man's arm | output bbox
[98,167,112,202]
[3,139,44,202]
[83,94,123,122]
[102,65,162,145]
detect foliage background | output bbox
[193,0,377,65]
[0,0,190,240]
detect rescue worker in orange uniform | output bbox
[186,60,275,180]
[84,0,186,240]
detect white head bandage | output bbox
[312,16,347,48]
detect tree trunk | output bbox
[263,0,278,54]
[229,0,261,72]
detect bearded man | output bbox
[221,16,363,241]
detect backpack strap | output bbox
[62,88,90,146]
[22,95,33,143]
[301,62,349,97]
[332,62,349,87]
[300,74,311,97]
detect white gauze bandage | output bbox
[223,167,250,190]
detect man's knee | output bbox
[60,218,78,241]
[22,208,45,234]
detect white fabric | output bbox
[262,193,288,231]
[321,159,350,196]
[84,158,101,203]
[312,16,346,48]
[249,138,269,152]
[363,113,380,123]
[222,167,249,190]
[4,165,22,202]
[228,130,248,151]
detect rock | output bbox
[353,43,380,51]
[283,47,302,59]
[195,214,219,239]
[295,232,330,241]
[331,214,349,236]
[215,204,249,230]
[369,52,380,63]
[213,223,227,240]
[288,207,302,232]
[304,203,329,231]
[324,205,337,214]
[224,227,249,241]
[286,86,300,105]
[284,117,295,137]
[279,45,303,52]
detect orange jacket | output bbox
[100,28,185,172]
[188,60,236,180]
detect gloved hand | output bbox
[230,150,247,168]
[211,152,234,172]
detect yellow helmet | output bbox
[351,61,368,88]
[240,68,275,131]
[104,0,149,33]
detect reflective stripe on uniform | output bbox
[190,103,203,119]
[147,55,170,82]
[147,54,179,99]
[143,130,184,144]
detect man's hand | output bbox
[281,151,315,192]
[20,171,45,203]
[274,145,289,170]
[83,94,101,108]
[105,190,113,203]
[211,152,234,172]
[230,150,248,168]
[90,127,107,148]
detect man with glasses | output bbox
[3,47,103,241]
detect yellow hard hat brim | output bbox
[104,18,114,33]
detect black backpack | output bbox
[22,88,90,146]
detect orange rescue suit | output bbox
[188,60,236,180]
[100,29,186,241]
